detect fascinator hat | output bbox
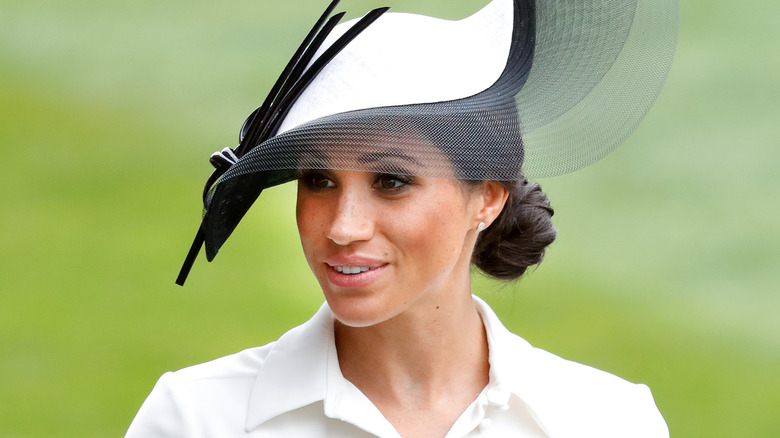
[176,0,679,285]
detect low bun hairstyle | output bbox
[471,178,556,280]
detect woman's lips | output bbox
[324,257,388,288]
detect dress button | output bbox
[479,417,493,433]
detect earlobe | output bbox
[478,181,509,227]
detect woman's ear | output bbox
[476,181,509,227]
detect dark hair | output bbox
[470,178,556,280]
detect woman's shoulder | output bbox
[518,338,644,391]
[125,343,278,437]
[164,341,277,384]
[476,297,667,437]
[159,302,333,387]
[126,308,334,437]
[480,297,657,405]
[500,332,668,437]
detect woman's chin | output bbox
[322,290,397,328]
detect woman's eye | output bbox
[374,174,411,191]
[300,172,334,190]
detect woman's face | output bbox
[296,159,496,327]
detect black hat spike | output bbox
[176,2,390,286]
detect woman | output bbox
[128,0,678,436]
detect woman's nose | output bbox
[327,189,374,246]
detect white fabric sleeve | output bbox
[125,372,192,438]
[628,383,669,438]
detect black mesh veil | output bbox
[176,0,679,285]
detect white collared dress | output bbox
[126,296,668,437]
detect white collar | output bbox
[245,295,545,434]
[245,303,332,430]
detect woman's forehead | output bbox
[296,134,453,177]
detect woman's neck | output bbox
[334,291,489,437]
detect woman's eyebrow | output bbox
[357,150,424,167]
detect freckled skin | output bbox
[296,170,483,328]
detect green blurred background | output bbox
[1,0,778,435]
